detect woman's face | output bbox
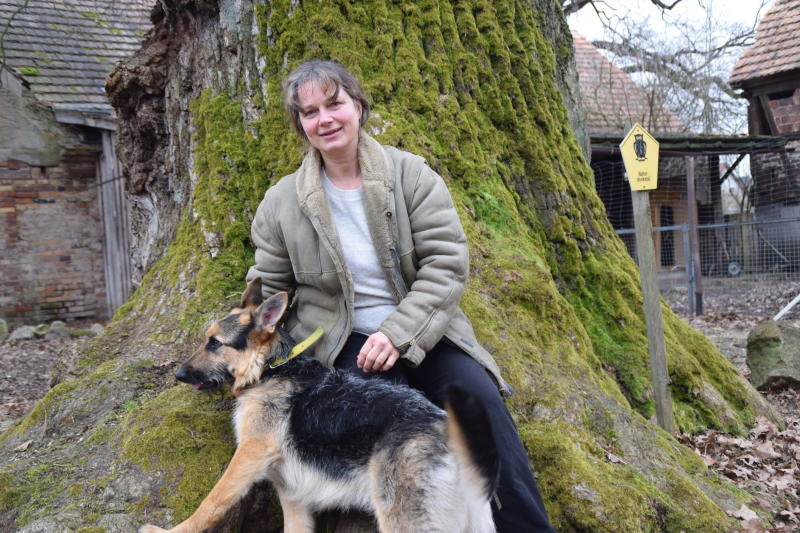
[297,81,361,160]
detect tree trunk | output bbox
[0,1,779,531]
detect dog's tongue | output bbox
[193,384,202,390]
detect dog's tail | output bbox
[444,385,500,500]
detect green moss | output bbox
[7,461,80,526]
[2,380,80,440]
[0,359,120,446]
[76,527,106,533]
[112,301,134,321]
[0,472,23,513]
[524,421,736,532]
[119,387,234,521]
[18,67,39,76]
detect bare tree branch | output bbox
[562,0,685,17]
[574,0,766,134]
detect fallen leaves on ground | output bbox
[679,387,800,532]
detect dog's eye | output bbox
[207,337,223,351]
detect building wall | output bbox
[0,153,108,325]
[768,90,800,134]
[749,88,800,208]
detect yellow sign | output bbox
[620,123,659,191]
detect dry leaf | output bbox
[753,442,781,461]
[13,440,32,452]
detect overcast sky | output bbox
[567,0,772,41]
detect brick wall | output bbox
[749,90,800,209]
[768,90,800,134]
[0,152,108,325]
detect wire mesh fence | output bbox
[592,137,800,317]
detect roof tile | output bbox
[572,34,685,135]
[0,0,154,115]
[730,0,800,84]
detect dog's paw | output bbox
[139,525,169,533]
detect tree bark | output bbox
[0,1,780,531]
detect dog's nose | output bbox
[175,366,192,383]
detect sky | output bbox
[567,0,772,41]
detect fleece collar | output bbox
[295,131,393,202]
[294,132,400,295]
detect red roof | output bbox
[730,0,800,86]
[573,34,685,135]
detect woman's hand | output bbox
[358,332,400,372]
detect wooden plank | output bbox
[99,131,132,315]
[632,190,676,434]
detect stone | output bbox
[747,319,800,389]
[97,513,139,533]
[17,508,81,532]
[33,323,49,338]
[0,318,7,342]
[90,323,105,336]
[45,321,71,339]
[8,325,36,341]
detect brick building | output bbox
[0,0,152,325]
[730,0,800,261]
[572,33,785,278]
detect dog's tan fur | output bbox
[139,278,495,533]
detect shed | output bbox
[730,0,800,265]
[0,0,152,325]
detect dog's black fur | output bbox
[142,278,499,533]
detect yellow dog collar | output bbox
[269,327,324,369]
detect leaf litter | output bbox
[673,277,800,532]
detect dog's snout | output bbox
[175,365,193,383]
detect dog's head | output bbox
[175,277,290,395]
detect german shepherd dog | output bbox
[139,277,498,533]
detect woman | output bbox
[247,59,555,532]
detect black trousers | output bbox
[334,333,556,533]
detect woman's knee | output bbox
[410,342,503,407]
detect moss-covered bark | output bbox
[0,0,779,531]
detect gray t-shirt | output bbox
[322,171,398,335]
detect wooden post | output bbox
[631,191,676,434]
[686,156,703,315]
[620,123,676,434]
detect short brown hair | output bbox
[283,60,370,140]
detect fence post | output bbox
[683,223,694,315]
[686,156,703,315]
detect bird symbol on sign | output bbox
[634,133,647,161]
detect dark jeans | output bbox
[334,333,556,533]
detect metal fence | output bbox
[593,139,800,316]
[618,217,800,315]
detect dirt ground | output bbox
[666,275,800,532]
[1,277,799,530]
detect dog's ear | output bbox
[240,277,264,309]
[254,292,288,332]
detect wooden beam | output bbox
[686,156,703,315]
[720,153,746,183]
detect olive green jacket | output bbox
[246,132,509,394]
